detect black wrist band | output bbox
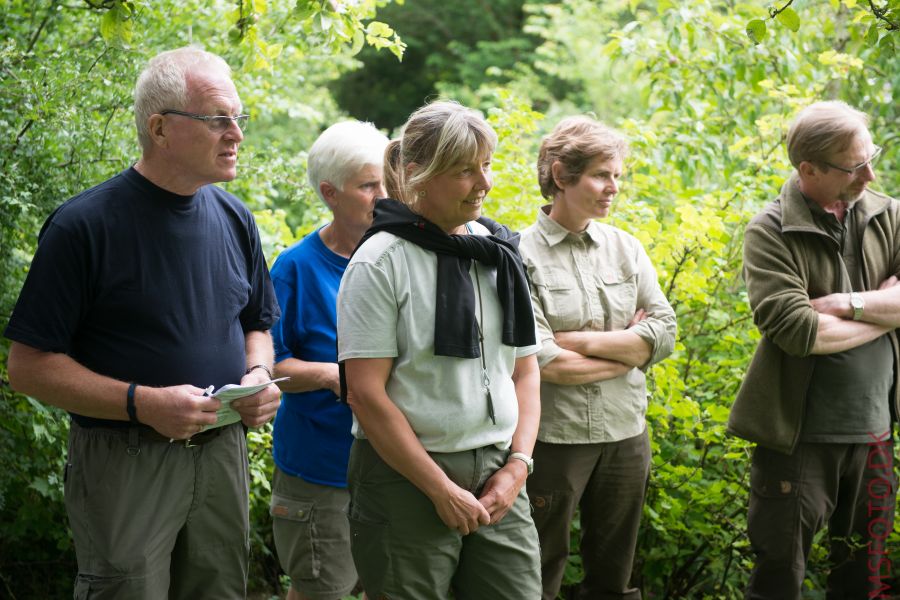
[245,364,273,379]
[126,382,140,424]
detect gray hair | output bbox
[385,100,497,207]
[307,121,389,203]
[133,47,232,150]
[787,101,870,169]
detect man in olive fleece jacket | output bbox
[728,101,900,598]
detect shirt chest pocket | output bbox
[596,267,638,330]
[531,266,590,332]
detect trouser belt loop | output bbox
[126,426,141,456]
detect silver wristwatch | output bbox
[508,451,534,475]
[850,292,865,321]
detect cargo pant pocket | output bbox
[271,495,320,579]
[747,445,805,569]
[73,573,136,600]
[348,507,391,598]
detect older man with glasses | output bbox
[729,100,899,598]
[5,46,280,598]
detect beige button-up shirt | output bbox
[519,207,677,443]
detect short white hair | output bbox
[133,46,232,150]
[307,121,389,203]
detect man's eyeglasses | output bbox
[821,145,882,175]
[161,109,249,133]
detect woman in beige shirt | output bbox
[518,116,677,600]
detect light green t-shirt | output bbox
[336,224,538,453]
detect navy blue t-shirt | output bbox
[4,167,279,427]
[270,228,353,487]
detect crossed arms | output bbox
[540,311,651,385]
[743,222,900,357]
[809,276,900,354]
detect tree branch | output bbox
[868,0,899,30]
[98,106,118,162]
[665,243,698,299]
[26,1,60,55]
[768,0,795,19]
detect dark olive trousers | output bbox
[528,429,651,600]
[65,421,250,599]
[347,439,542,600]
[746,438,896,600]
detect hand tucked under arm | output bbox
[554,328,652,368]
[540,348,632,385]
[811,313,893,355]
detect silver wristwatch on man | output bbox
[850,292,865,321]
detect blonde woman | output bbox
[337,101,542,599]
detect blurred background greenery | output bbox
[1,0,897,597]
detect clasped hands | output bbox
[431,459,529,536]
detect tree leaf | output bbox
[745,19,767,44]
[350,28,365,56]
[100,10,118,41]
[776,7,800,32]
[366,21,394,37]
[294,0,316,20]
[866,22,879,45]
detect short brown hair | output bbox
[537,116,628,199]
[786,101,869,169]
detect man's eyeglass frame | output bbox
[160,109,249,133]
[820,145,882,175]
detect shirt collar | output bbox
[537,205,602,247]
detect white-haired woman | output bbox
[269,121,388,600]
[337,101,542,599]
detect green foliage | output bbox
[0,0,398,595]
[744,0,899,53]
[329,0,560,129]
[481,0,898,595]
[1,0,898,597]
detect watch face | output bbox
[851,295,864,309]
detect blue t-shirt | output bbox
[271,227,352,487]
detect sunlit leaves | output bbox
[365,21,406,60]
[746,18,767,43]
[99,0,136,43]
[775,6,801,32]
